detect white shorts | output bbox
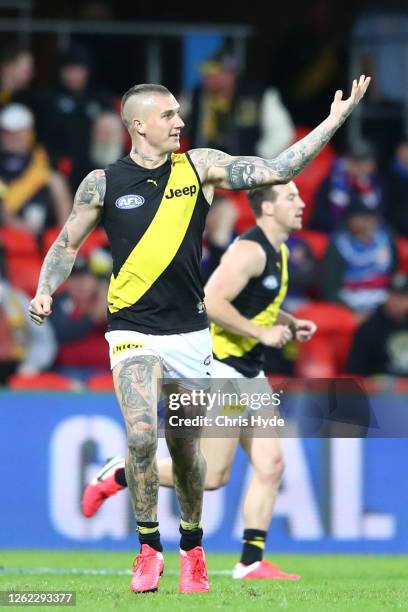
[212,359,267,381]
[210,359,279,418]
[212,358,270,395]
[105,328,213,390]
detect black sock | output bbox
[114,467,127,487]
[137,521,163,552]
[179,523,203,551]
[240,529,266,565]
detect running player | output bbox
[29,77,370,594]
[82,182,314,580]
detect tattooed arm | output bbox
[190,75,370,190]
[29,169,106,325]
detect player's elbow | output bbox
[204,295,220,320]
[205,293,230,321]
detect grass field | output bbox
[1,550,408,611]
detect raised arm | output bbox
[29,169,106,325]
[190,75,370,190]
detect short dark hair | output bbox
[120,83,171,127]
[246,186,279,218]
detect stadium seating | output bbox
[8,372,79,391]
[294,229,329,260]
[0,227,42,295]
[41,226,109,258]
[293,302,358,377]
[396,236,408,273]
[87,372,114,391]
[0,227,38,256]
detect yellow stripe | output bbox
[212,244,288,359]
[138,526,159,535]
[180,519,202,530]
[108,153,199,313]
[244,539,265,550]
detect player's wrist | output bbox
[250,324,264,342]
[328,109,348,127]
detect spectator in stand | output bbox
[0,259,56,385]
[80,111,125,177]
[50,255,110,380]
[187,50,294,157]
[352,10,408,162]
[0,103,71,237]
[311,140,384,233]
[322,195,397,320]
[353,10,408,107]
[384,139,408,236]
[201,193,238,283]
[0,43,34,110]
[35,44,113,192]
[347,273,408,377]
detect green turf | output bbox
[1,550,407,611]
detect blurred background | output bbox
[1,0,408,553]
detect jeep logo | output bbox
[165,185,197,199]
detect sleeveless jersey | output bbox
[102,152,210,334]
[211,226,289,377]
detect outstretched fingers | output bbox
[343,75,371,107]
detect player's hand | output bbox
[330,75,371,122]
[257,324,292,348]
[294,319,317,342]
[29,294,53,325]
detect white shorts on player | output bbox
[105,328,213,390]
[210,358,277,418]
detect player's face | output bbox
[273,182,305,231]
[143,94,185,152]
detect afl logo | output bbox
[115,194,145,209]
[262,275,279,290]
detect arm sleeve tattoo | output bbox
[192,114,345,190]
[36,169,106,296]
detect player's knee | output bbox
[256,453,285,486]
[127,424,157,462]
[205,468,230,490]
[170,439,201,470]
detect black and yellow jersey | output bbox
[102,152,210,334]
[211,225,288,377]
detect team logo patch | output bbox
[262,275,279,290]
[115,194,145,209]
[112,341,145,355]
[204,354,212,366]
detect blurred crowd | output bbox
[0,39,407,390]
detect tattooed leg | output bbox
[113,354,162,522]
[163,384,206,523]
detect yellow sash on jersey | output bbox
[211,244,289,359]
[108,153,200,313]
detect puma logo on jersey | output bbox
[147,179,158,186]
[165,185,197,199]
